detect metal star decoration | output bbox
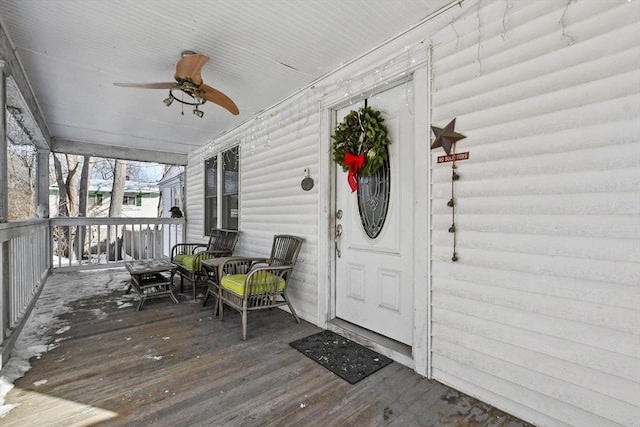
[430,118,466,155]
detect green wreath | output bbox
[331,106,390,176]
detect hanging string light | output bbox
[476,0,483,77]
[200,16,449,160]
[560,0,576,45]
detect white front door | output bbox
[334,83,414,346]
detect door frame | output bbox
[317,64,432,378]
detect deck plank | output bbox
[1,270,533,427]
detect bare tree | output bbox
[7,143,36,220]
[78,155,93,217]
[52,153,80,258]
[107,159,126,260]
[68,157,79,215]
[75,155,94,259]
[93,158,114,180]
[53,153,80,217]
[126,161,144,182]
[109,159,127,217]
[52,155,68,217]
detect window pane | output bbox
[204,156,218,234]
[221,146,239,230]
[204,196,217,233]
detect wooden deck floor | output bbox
[2,270,532,427]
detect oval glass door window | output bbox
[357,148,391,239]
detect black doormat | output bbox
[289,330,393,384]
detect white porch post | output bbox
[0,59,8,357]
[0,60,7,222]
[36,149,50,216]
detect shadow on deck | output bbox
[1,269,532,427]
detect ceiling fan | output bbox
[114,51,239,117]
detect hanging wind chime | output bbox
[430,118,467,262]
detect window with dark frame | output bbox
[123,195,137,205]
[222,146,239,230]
[204,146,239,236]
[204,155,218,234]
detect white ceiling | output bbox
[0,0,453,164]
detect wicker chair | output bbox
[216,235,303,340]
[171,229,239,300]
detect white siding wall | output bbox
[183,1,639,426]
[185,158,206,242]
[184,9,448,326]
[186,98,322,321]
[238,104,322,320]
[428,1,640,426]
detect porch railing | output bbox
[0,219,50,366]
[50,217,185,271]
[0,217,184,368]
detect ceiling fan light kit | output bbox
[114,51,239,117]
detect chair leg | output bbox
[241,310,247,340]
[283,291,300,323]
[202,291,210,307]
[212,293,219,317]
[287,302,300,323]
[202,288,219,316]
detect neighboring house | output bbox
[157,165,185,255]
[157,165,185,219]
[49,179,160,218]
[181,2,639,427]
[49,179,163,259]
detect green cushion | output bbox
[175,254,199,272]
[221,272,285,296]
[174,254,189,264]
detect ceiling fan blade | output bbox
[175,53,209,86]
[114,82,176,89]
[201,84,239,115]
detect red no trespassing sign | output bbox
[437,152,469,164]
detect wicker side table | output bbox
[125,259,178,311]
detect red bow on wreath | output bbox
[344,152,365,192]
